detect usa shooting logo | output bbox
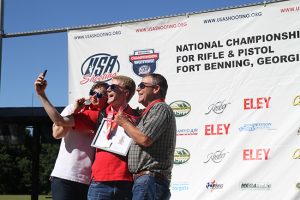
[80,53,120,84]
[129,49,159,77]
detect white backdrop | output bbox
[68,0,300,199]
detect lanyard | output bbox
[106,104,127,139]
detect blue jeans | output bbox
[51,176,89,200]
[87,180,133,200]
[132,175,171,200]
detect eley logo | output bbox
[129,49,159,77]
[204,124,230,136]
[80,53,120,85]
[243,148,270,160]
[244,97,271,110]
[170,101,191,117]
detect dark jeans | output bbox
[132,175,171,200]
[88,180,133,200]
[51,176,89,200]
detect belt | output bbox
[133,170,166,181]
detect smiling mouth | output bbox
[108,93,114,98]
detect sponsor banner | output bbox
[68,0,300,199]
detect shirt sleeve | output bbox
[60,104,74,117]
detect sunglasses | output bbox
[138,82,156,89]
[107,84,127,91]
[89,90,104,99]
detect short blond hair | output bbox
[113,75,136,102]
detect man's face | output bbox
[107,79,128,107]
[136,76,157,107]
[90,86,107,106]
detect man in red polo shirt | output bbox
[88,75,140,200]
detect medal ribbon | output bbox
[106,104,127,139]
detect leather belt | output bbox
[133,170,166,181]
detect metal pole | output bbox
[0,0,4,91]
[31,124,40,200]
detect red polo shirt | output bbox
[74,105,140,182]
[91,105,140,181]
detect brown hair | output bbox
[91,81,109,91]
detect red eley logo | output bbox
[243,148,270,160]
[244,97,271,110]
[204,124,230,136]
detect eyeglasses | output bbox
[138,82,156,89]
[89,90,103,99]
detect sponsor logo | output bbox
[203,149,229,163]
[244,97,271,110]
[204,124,230,136]
[293,149,300,159]
[172,183,189,192]
[129,49,159,77]
[176,128,198,136]
[174,148,190,165]
[243,148,270,160]
[206,180,223,192]
[293,95,300,106]
[80,53,120,85]
[239,123,273,132]
[170,101,191,117]
[240,182,272,190]
[205,100,230,115]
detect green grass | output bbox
[0,195,52,200]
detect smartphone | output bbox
[42,69,48,77]
[40,69,47,85]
